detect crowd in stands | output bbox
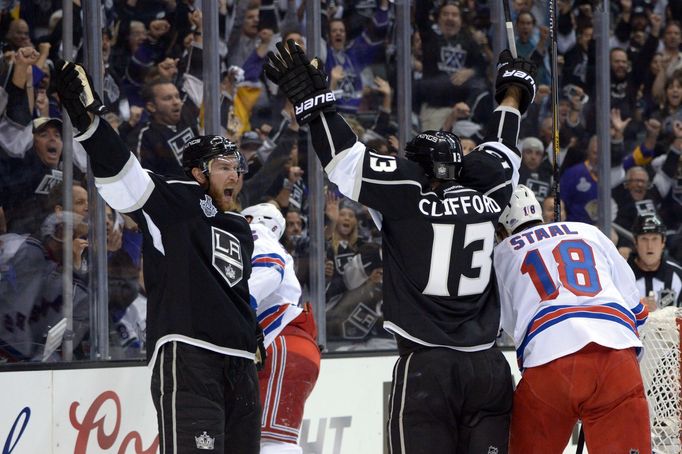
[0,0,681,361]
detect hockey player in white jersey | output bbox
[494,185,651,453]
[241,203,320,454]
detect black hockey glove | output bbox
[263,39,336,125]
[55,60,109,133]
[494,49,537,115]
[255,329,267,371]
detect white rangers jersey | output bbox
[494,221,648,369]
[248,223,303,347]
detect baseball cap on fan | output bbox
[33,117,63,133]
[240,131,263,149]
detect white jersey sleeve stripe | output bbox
[95,153,155,213]
[320,113,337,158]
[142,210,165,255]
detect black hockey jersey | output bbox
[135,117,199,178]
[76,117,257,366]
[628,253,682,308]
[308,108,521,350]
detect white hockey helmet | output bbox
[241,203,286,239]
[499,185,543,235]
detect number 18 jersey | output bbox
[494,222,648,369]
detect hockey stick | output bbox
[502,0,518,58]
[548,0,561,223]
[576,422,585,454]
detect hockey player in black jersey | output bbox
[265,40,536,453]
[55,62,263,454]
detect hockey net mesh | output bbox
[639,306,682,453]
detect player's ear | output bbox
[191,167,207,184]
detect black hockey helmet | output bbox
[181,135,248,177]
[405,130,464,181]
[632,213,666,237]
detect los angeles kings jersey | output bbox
[494,222,648,369]
[76,117,257,367]
[308,107,522,350]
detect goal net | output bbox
[640,306,682,454]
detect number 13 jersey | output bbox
[308,107,523,351]
[494,221,648,369]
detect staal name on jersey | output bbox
[509,224,580,250]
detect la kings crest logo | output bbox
[211,227,243,287]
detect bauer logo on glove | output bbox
[501,69,537,96]
[295,92,336,118]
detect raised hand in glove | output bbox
[494,49,537,115]
[55,60,108,133]
[263,39,335,125]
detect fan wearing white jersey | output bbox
[494,186,651,453]
[241,203,320,454]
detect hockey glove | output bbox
[55,60,109,133]
[494,49,537,115]
[263,39,336,125]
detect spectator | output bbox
[515,11,549,85]
[649,119,682,245]
[226,1,261,68]
[239,130,266,179]
[559,109,629,223]
[610,48,637,121]
[415,1,488,130]
[562,22,594,95]
[613,166,657,235]
[109,20,147,82]
[0,210,89,362]
[651,70,682,147]
[44,181,88,218]
[282,209,310,287]
[135,78,199,177]
[652,21,682,102]
[3,19,31,51]
[31,211,90,359]
[326,242,387,349]
[519,136,553,202]
[628,214,682,309]
[541,194,567,223]
[0,117,86,235]
[325,197,365,303]
[325,0,389,114]
[106,204,144,359]
[123,13,174,107]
